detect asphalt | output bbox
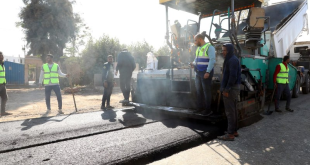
[150,93,310,165]
[0,107,220,165]
[2,92,309,164]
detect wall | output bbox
[24,56,43,84]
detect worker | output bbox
[0,51,9,117]
[101,55,116,110]
[273,55,294,112]
[39,54,68,114]
[190,33,216,116]
[217,43,241,141]
[115,49,136,104]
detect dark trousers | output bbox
[223,87,239,134]
[120,72,132,100]
[195,70,213,111]
[0,84,8,115]
[45,85,62,110]
[274,83,291,110]
[102,82,114,107]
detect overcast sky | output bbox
[0,0,309,58]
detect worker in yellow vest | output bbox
[0,51,8,117]
[273,55,294,112]
[39,54,68,114]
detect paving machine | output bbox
[132,0,308,124]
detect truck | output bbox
[131,0,309,125]
[290,40,310,94]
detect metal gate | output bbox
[4,61,25,85]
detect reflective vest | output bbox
[195,43,211,71]
[276,63,289,84]
[0,64,6,84]
[43,63,59,85]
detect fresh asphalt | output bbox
[2,91,308,165]
[0,107,221,164]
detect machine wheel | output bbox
[292,75,300,98]
[302,74,310,94]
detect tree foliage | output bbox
[69,33,169,85]
[63,56,82,86]
[81,35,122,84]
[128,40,154,68]
[156,45,171,56]
[19,0,76,62]
[65,13,91,57]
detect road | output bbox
[1,92,309,165]
[150,93,310,165]
[0,107,220,165]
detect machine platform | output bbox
[131,102,225,122]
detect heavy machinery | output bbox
[132,0,309,124]
[290,41,310,94]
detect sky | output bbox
[0,0,309,58]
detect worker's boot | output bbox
[225,131,239,137]
[0,112,11,117]
[286,107,294,112]
[106,105,114,109]
[120,99,129,104]
[217,134,235,141]
[275,109,282,112]
[58,109,64,114]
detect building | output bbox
[4,56,25,64]
[24,56,43,84]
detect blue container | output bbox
[4,61,25,85]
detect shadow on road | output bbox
[101,110,117,122]
[21,111,74,131]
[118,109,147,127]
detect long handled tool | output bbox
[217,90,221,113]
[69,78,78,112]
[264,84,276,115]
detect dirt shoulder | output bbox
[0,87,128,123]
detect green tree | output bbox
[18,0,76,62]
[65,13,91,57]
[156,45,171,56]
[128,40,154,68]
[81,35,122,84]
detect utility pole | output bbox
[22,38,26,57]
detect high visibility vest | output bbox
[195,43,211,71]
[43,63,59,85]
[276,63,289,84]
[0,64,6,84]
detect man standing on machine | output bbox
[115,49,136,104]
[190,33,216,116]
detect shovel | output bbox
[263,84,276,115]
[69,77,78,112]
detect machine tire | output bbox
[302,74,310,94]
[292,75,300,98]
